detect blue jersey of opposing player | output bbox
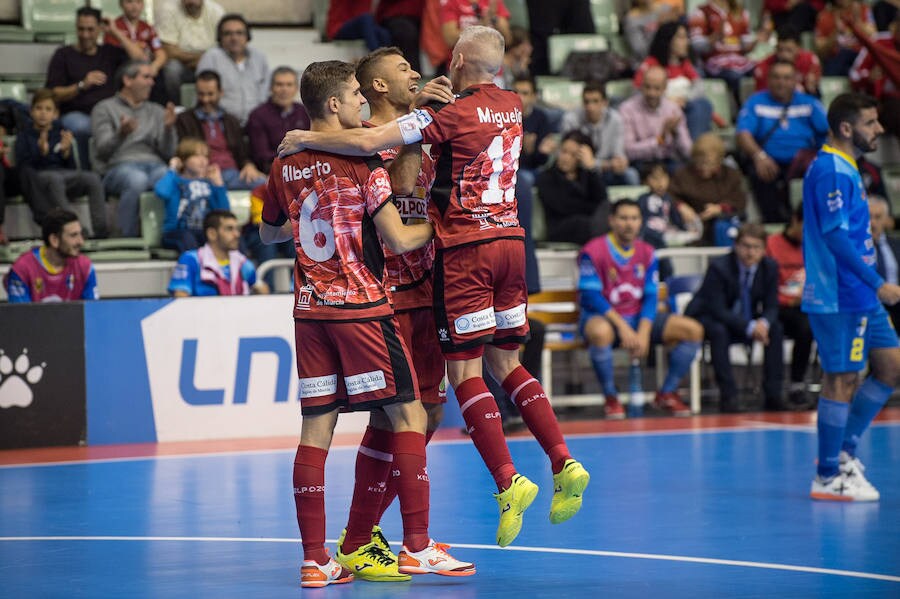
[802,144,880,314]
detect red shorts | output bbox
[294,317,419,416]
[432,238,530,354]
[396,306,446,404]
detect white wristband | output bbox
[396,110,429,145]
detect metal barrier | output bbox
[255,259,295,293]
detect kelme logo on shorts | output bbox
[454,307,495,334]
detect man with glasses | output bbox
[686,224,790,412]
[196,14,269,125]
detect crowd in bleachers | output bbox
[3,0,900,413]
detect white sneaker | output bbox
[810,471,880,502]
[839,450,878,488]
[398,539,476,576]
[300,556,354,588]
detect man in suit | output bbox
[870,195,900,328]
[686,223,790,411]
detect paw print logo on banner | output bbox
[0,349,46,409]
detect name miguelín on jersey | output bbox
[477,106,523,129]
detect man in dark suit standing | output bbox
[870,195,900,328]
[686,224,789,412]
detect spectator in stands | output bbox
[620,65,692,174]
[14,89,108,239]
[168,209,268,296]
[873,0,899,32]
[514,75,556,240]
[669,133,746,245]
[754,25,822,95]
[561,80,640,185]
[869,195,900,327]
[46,6,129,170]
[441,0,512,50]
[156,0,225,105]
[536,130,610,244]
[176,70,265,189]
[686,224,789,412]
[326,0,391,50]
[92,60,177,237]
[497,26,533,89]
[764,0,819,33]
[850,15,900,143]
[376,0,423,72]
[689,0,758,107]
[155,137,229,253]
[766,204,814,406]
[814,0,875,76]
[638,161,702,251]
[196,14,269,126]
[526,0,596,75]
[240,181,294,290]
[102,0,168,104]
[246,67,310,174]
[624,0,679,63]
[578,198,702,418]
[737,59,828,222]
[636,21,714,140]
[3,209,98,302]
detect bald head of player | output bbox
[355,47,422,123]
[299,60,367,131]
[449,25,505,91]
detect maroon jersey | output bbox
[376,142,438,311]
[410,83,525,249]
[264,151,394,321]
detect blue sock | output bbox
[841,377,892,457]
[589,345,617,396]
[660,341,700,393]
[817,397,849,479]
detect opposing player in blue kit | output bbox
[802,93,900,501]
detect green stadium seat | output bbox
[506,0,530,29]
[790,178,804,210]
[604,78,634,104]
[21,0,81,40]
[589,0,619,35]
[548,34,608,74]
[180,83,196,109]
[0,82,28,103]
[313,0,329,41]
[537,78,584,111]
[139,189,252,254]
[705,78,736,150]
[531,187,546,242]
[607,185,649,202]
[819,76,851,109]
[0,26,34,42]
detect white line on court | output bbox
[0,421,897,469]
[0,536,897,583]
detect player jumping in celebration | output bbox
[338,47,457,569]
[279,26,590,547]
[803,93,900,501]
[260,60,474,588]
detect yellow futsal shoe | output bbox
[335,540,411,582]
[338,526,394,556]
[550,459,590,524]
[494,474,539,547]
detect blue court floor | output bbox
[1,418,899,598]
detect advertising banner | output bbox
[0,303,86,449]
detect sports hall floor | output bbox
[2,409,899,598]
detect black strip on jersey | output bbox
[364,153,385,171]
[431,249,452,341]
[379,318,417,403]
[431,140,453,217]
[392,270,431,293]
[361,208,386,283]
[262,212,287,227]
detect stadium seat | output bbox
[819,76,851,109]
[589,0,619,35]
[180,83,196,109]
[603,78,634,104]
[790,178,803,210]
[506,0,530,30]
[21,0,81,41]
[0,26,34,43]
[531,187,546,242]
[0,82,28,103]
[547,34,608,74]
[95,0,154,24]
[705,78,736,150]
[537,77,584,111]
[607,185,649,203]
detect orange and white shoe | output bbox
[398,540,476,576]
[300,556,354,588]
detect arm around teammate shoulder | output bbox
[373,201,433,254]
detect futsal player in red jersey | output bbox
[278,26,590,548]
[338,46,456,565]
[260,60,473,588]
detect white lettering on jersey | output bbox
[454,306,496,334]
[282,160,332,183]
[476,106,523,129]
